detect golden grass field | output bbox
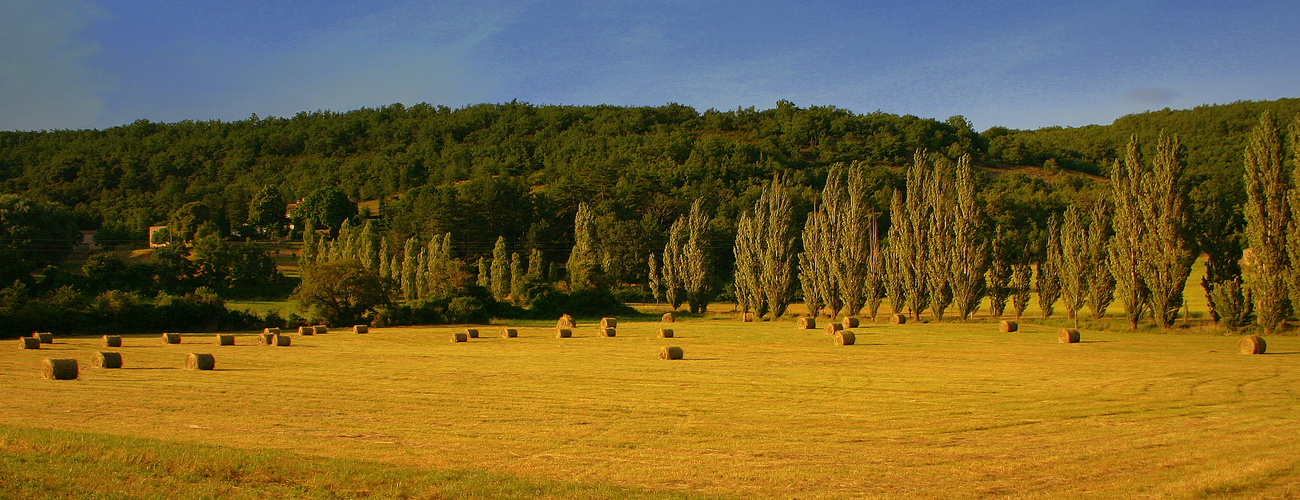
[2,310,1298,499]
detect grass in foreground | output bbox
[0,426,707,499]
[1,317,1297,499]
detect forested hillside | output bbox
[2,98,1298,334]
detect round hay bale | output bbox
[662,312,675,323]
[451,332,468,343]
[92,351,122,369]
[274,334,291,346]
[797,317,816,329]
[660,346,684,360]
[353,325,369,334]
[215,334,235,346]
[102,335,121,347]
[842,317,860,328]
[298,326,314,336]
[825,322,844,335]
[598,327,616,337]
[658,328,674,338]
[742,312,755,322]
[186,353,215,371]
[1239,335,1267,354]
[999,320,1019,333]
[600,317,618,329]
[313,326,329,334]
[262,327,280,335]
[464,329,479,339]
[257,333,275,345]
[500,328,518,338]
[19,337,40,349]
[42,358,78,380]
[835,330,856,346]
[556,328,572,338]
[1058,328,1080,343]
[161,332,181,344]
[890,314,907,325]
[556,314,576,329]
[33,332,53,343]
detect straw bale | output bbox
[102,335,121,347]
[162,332,181,344]
[835,330,856,346]
[842,317,860,328]
[658,328,674,338]
[353,325,369,334]
[187,353,215,370]
[999,320,1018,332]
[464,328,479,339]
[1058,328,1080,343]
[557,314,576,329]
[600,317,617,329]
[313,326,328,334]
[825,322,843,335]
[92,351,122,369]
[263,327,280,335]
[257,333,275,345]
[598,327,616,337]
[33,332,53,343]
[797,317,816,329]
[556,328,572,338]
[659,346,683,360]
[500,328,518,338]
[298,326,314,335]
[890,314,907,324]
[662,312,675,323]
[452,332,468,343]
[216,334,235,346]
[274,334,291,346]
[1239,335,1267,354]
[19,337,40,349]
[42,358,78,379]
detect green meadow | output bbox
[3,311,1297,499]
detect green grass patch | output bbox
[0,426,715,500]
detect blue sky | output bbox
[2,0,1297,132]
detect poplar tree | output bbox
[1109,139,1149,329]
[476,257,490,289]
[1139,132,1193,328]
[924,155,954,321]
[510,252,524,305]
[865,215,885,321]
[800,202,838,317]
[1243,112,1290,332]
[1011,263,1033,320]
[528,248,545,280]
[735,175,796,318]
[491,236,510,301]
[986,225,1013,318]
[946,155,987,321]
[836,166,873,318]
[1084,202,1115,319]
[1037,215,1062,319]
[359,220,379,271]
[567,202,602,291]
[682,199,713,313]
[1058,205,1089,326]
[402,237,419,300]
[647,253,663,305]
[663,217,686,310]
[884,191,908,316]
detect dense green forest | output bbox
[3,98,1299,335]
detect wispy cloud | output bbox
[0,0,107,130]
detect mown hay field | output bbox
[1,317,1297,499]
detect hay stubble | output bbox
[2,321,1298,499]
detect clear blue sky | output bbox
[3,0,1297,132]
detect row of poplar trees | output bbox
[729,135,1213,330]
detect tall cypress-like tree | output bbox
[647,253,663,306]
[1084,202,1115,320]
[865,215,885,321]
[510,252,525,305]
[682,199,713,313]
[1058,205,1089,326]
[663,219,685,310]
[567,202,602,291]
[1037,215,1062,319]
[987,226,1013,318]
[800,201,837,318]
[1109,139,1150,330]
[401,236,419,300]
[1243,112,1290,332]
[924,155,954,321]
[1139,132,1194,328]
[884,191,908,316]
[837,166,873,318]
[947,155,987,321]
[1011,263,1033,320]
[735,175,796,318]
[491,236,510,301]
[476,256,490,289]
